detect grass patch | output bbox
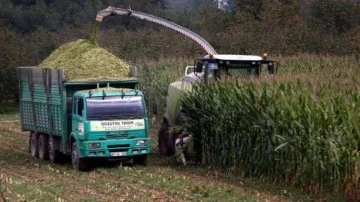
[4,182,55,201]
[0,103,19,121]
[101,165,257,202]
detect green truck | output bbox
[18,67,152,171]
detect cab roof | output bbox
[75,87,141,97]
[203,54,263,61]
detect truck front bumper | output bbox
[79,138,152,158]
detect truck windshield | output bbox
[86,96,145,120]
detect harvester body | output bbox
[159,54,278,160]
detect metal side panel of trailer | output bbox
[18,67,65,137]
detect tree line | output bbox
[0,0,359,102]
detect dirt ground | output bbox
[0,120,318,202]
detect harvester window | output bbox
[227,67,257,76]
[207,63,218,70]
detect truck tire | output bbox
[133,155,147,166]
[71,142,89,171]
[28,134,31,153]
[38,134,49,160]
[49,135,62,164]
[30,132,38,158]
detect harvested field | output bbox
[0,119,307,202]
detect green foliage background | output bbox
[0,0,359,102]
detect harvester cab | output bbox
[189,54,278,82]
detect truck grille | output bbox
[106,133,128,139]
[107,144,130,149]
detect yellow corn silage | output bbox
[39,39,130,80]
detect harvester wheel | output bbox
[30,132,38,158]
[38,134,49,160]
[71,142,89,172]
[49,135,62,164]
[133,155,147,166]
[158,123,170,155]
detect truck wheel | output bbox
[28,133,31,153]
[158,122,170,155]
[133,155,147,166]
[71,142,88,171]
[30,132,38,158]
[49,135,62,164]
[38,134,49,160]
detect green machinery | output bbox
[18,67,151,171]
[158,54,278,158]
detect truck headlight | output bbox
[88,142,101,149]
[136,140,148,146]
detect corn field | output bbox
[176,55,360,197]
[137,59,188,118]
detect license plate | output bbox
[110,152,127,157]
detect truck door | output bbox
[72,97,85,140]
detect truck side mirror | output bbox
[268,62,275,74]
[195,61,203,73]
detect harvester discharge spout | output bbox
[91,6,217,55]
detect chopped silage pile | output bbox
[39,39,130,80]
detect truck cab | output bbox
[70,87,151,170]
[18,67,152,171]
